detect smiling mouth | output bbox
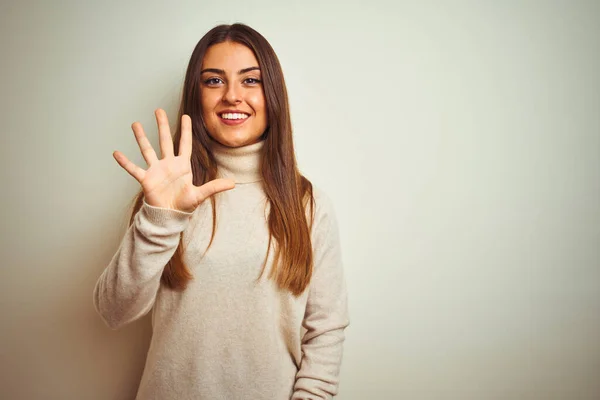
[219,112,250,120]
[218,112,250,126]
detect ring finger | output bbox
[131,121,159,166]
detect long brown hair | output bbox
[127,23,315,296]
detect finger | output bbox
[156,109,174,159]
[113,150,146,183]
[178,114,192,159]
[131,122,159,166]
[194,179,236,203]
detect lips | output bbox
[218,113,250,126]
[218,109,250,116]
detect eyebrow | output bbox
[200,66,260,75]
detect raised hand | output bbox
[113,109,235,213]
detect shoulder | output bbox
[310,184,339,232]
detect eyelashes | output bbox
[204,77,223,85]
[203,77,262,86]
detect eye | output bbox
[204,77,223,86]
[244,77,261,85]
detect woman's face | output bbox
[200,41,268,148]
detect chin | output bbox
[213,131,262,148]
[212,136,252,148]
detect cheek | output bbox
[247,93,266,114]
[201,92,219,113]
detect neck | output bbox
[209,139,264,184]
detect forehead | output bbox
[201,41,259,71]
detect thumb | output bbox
[194,178,236,204]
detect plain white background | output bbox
[1,0,599,399]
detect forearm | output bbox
[93,200,192,329]
[292,189,350,398]
[292,322,348,399]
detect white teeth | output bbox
[221,113,249,120]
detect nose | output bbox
[223,83,242,105]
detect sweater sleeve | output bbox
[292,192,350,399]
[93,199,194,330]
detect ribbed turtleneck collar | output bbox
[209,139,264,184]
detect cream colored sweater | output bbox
[93,139,349,400]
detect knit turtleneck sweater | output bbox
[93,139,349,400]
[209,138,263,183]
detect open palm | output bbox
[113,109,235,213]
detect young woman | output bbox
[93,23,349,399]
